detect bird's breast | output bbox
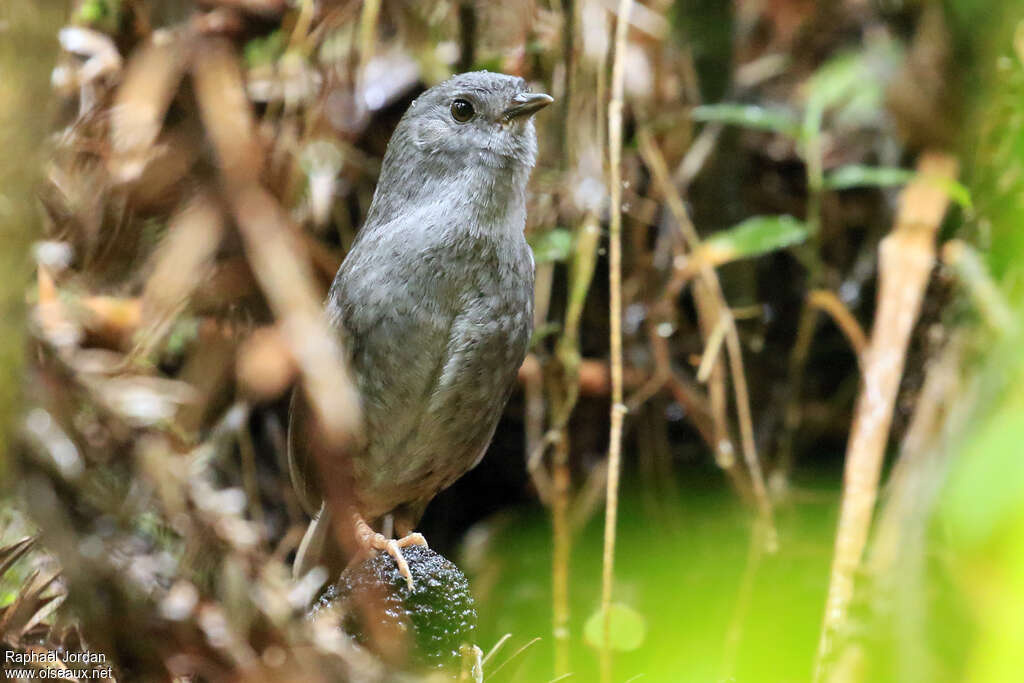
[337,226,534,516]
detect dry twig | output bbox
[192,38,360,449]
[637,128,775,531]
[808,289,869,362]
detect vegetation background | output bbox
[2,0,1024,681]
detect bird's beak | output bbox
[503,92,554,121]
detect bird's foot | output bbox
[353,515,428,589]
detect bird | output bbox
[289,71,551,587]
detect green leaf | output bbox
[584,603,647,652]
[529,228,574,264]
[74,0,122,32]
[802,52,884,145]
[701,215,809,265]
[806,52,873,112]
[244,30,285,68]
[824,165,914,190]
[928,176,974,210]
[691,104,800,138]
[530,322,561,347]
[164,317,199,356]
[823,166,973,209]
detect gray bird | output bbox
[290,71,551,585]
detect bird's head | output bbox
[368,71,552,225]
[399,71,551,169]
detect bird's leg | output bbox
[353,514,428,590]
[393,516,428,551]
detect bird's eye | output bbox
[450,98,475,123]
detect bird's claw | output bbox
[354,516,428,589]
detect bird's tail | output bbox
[293,502,342,579]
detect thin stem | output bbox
[775,103,827,492]
[601,2,632,682]
[552,435,571,676]
[550,213,600,675]
[558,0,576,169]
[721,520,767,678]
[808,289,869,360]
[357,0,382,76]
[772,301,819,491]
[803,102,825,242]
[456,0,477,73]
[722,304,774,536]
[286,0,315,53]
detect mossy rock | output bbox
[310,545,477,672]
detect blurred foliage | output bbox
[933,5,1024,682]
[823,165,914,191]
[700,214,808,266]
[74,0,123,34]
[527,228,574,265]
[583,602,646,653]
[692,103,800,137]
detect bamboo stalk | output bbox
[813,152,958,680]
